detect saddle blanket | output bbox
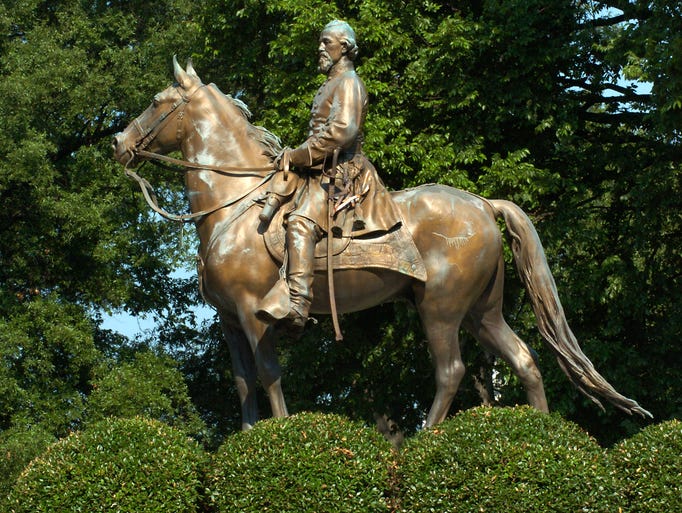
[264,220,427,282]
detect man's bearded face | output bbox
[318,51,334,73]
[318,29,345,74]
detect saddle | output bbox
[261,200,427,282]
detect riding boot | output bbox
[284,216,320,331]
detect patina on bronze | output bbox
[112,54,651,430]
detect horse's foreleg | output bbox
[220,318,259,430]
[255,332,289,419]
[240,313,289,419]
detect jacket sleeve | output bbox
[289,75,364,168]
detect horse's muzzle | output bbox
[111,134,136,166]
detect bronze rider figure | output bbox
[258,20,402,332]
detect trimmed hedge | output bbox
[399,406,619,512]
[6,417,207,513]
[610,419,681,513]
[206,412,395,512]
[4,408,677,512]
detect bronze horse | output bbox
[112,58,650,429]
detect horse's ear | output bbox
[186,58,199,80]
[173,55,192,89]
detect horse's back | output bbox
[392,183,499,247]
[392,183,502,299]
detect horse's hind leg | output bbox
[417,305,467,427]
[466,312,549,412]
[465,260,549,412]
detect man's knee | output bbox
[287,216,322,241]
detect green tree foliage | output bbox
[0,0,200,313]
[0,0,202,437]
[87,350,205,437]
[0,297,99,435]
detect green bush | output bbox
[5,410,675,513]
[399,406,619,512]
[0,425,55,504]
[609,418,681,513]
[206,412,395,512]
[6,417,207,513]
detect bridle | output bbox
[129,85,196,160]
[123,84,276,223]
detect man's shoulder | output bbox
[328,68,360,82]
[330,70,365,91]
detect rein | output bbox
[124,165,274,223]
[135,149,275,176]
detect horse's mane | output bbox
[211,84,282,159]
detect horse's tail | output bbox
[490,199,652,418]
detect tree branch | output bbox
[576,2,653,29]
[562,77,645,96]
[578,110,648,126]
[602,82,640,96]
[562,78,652,108]
[579,14,626,29]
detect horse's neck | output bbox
[181,97,271,247]
[182,100,270,217]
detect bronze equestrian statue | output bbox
[112,28,651,430]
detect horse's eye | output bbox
[152,95,160,107]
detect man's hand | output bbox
[275,148,292,174]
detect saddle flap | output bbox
[263,205,427,282]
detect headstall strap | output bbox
[175,109,185,145]
[135,89,189,152]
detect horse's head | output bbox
[112,56,203,167]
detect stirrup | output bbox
[277,311,317,338]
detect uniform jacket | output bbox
[287,63,402,236]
